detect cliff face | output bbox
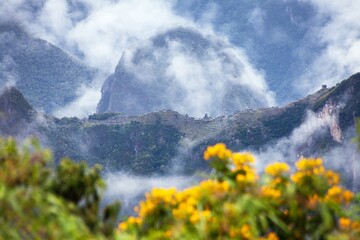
[317,101,342,143]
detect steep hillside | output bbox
[0,22,97,113]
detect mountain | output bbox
[0,22,97,113]
[97,27,275,117]
[0,87,36,136]
[1,73,358,179]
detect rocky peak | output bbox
[0,87,36,135]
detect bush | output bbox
[0,137,120,239]
[118,143,360,240]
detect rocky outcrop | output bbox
[317,101,342,143]
[0,87,36,135]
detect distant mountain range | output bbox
[0,73,359,182]
[0,22,97,113]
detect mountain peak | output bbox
[0,87,36,135]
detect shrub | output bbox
[0,137,120,239]
[118,143,360,240]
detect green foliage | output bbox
[0,137,120,239]
[88,113,120,121]
[83,121,182,175]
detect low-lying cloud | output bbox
[0,0,196,73]
[103,173,198,215]
[296,0,360,94]
[1,0,276,117]
[53,83,102,118]
[104,28,275,117]
[253,110,338,171]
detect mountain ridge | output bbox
[0,72,359,178]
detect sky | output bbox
[1,0,360,117]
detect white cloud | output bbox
[248,7,265,35]
[253,110,335,170]
[296,0,360,93]
[53,83,102,118]
[1,0,276,117]
[104,173,197,214]
[1,0,196,73]
[39,0,72,40]
[115,30,276,117]
[0,55,18,88]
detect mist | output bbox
[100,27,276,118]
[2,0,360,118]
[103,173,199,216]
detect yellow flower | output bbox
[265,162,290,176]
[236,170,257,184]
[232,152,254,167]
[339,217,351,230]
[118,222,128,231]
[203,143,231,160]
[325,170,340,186]
[291,172,304,184]
[261,186,281,199]
[326,186,342,202]
[266,232,279,240]
[295,158,323,171]
[127,216,142,225]
[342,190,354,204]
[190,211,200,224]
[240,224,252,239]
[164,230,172,238]
[324,186,354,204]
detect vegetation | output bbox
[1,120,360,239]
[118,143,360,239]
[0,137,120,239]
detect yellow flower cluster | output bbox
[232,152,258,185]
[265,162,290,177]
[261,186,281,199]
[203,143,231,160]
[232,152,254,166]
[339,217,352,230]
[337,217,360,235]
[291,158,340,187]
[325,186,354,204]
[118,143,359,239]
[136,187,177,218]
[325,170,340,185]
[296,158,323,171]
